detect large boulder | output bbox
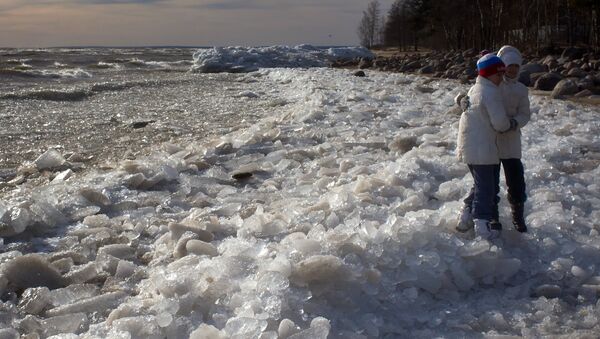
[551,79,579,99]
[418,65,435,74]
[522,62,546,74]
[578,77,594,91]
[561,47,586,61]
[518,71,532,87]
[567,67,587,78]
[534,72,563,91]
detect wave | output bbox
[0,67,92,79]
[124,58,193,69]
[1,89,92,101]
[1,78,187,102]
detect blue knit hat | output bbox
[476,54,506,78]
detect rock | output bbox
[389,136,418,153]
[574,89,593,97]
[522,62,546,74]
[561,47,586,61]
[130,120,155,129]
[578,77,595,91]
[567,67,587,78]
[534,284,561,298]
[462,48,478,58]
[534,72,563,91]
[353,70,366,77]
[415,86,435,94]
[518,71,531,87]
[418,65,434,74]
[551,79,579,98]
[358,58,372,69]
[33,149,66,171]
[2,254,67,291]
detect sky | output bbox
[0,0,395,48]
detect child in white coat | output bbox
[456,54,512,239]
[457,46,530,234]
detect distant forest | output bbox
[358,0,600,53]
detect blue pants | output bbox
[465,164,500,221]
[464,159,527,219]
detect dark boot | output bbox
[511,203,527,232]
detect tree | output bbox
[358,1,382,48]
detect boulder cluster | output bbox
[336,47,600,100]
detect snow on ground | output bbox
[190,45,373,73]
[1,67,600,338]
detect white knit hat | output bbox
[497,45,523,67]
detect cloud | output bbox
[79,0,163,3]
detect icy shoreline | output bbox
[1,67,600,338]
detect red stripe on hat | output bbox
[479,63,506,77]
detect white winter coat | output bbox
[457,76,511,164]
[498,77,530,159]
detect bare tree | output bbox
[358,1,382,48]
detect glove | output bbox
[502,119,518,133]
[509,118,518,131]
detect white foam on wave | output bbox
[1,68,599,338]
[190,44,374,73]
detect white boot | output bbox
[474,219,492,239]
[456,205,474,232]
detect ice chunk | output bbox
[173,231,199,258]
[278,318,301,339]
[292,255,348,286]
[79,187,111,207]
[97,244,136,261]
[51,169,73,183]
[63,262,101,284]
[50,257,74,274]
[168,222,214,242]
[288,317,330,339]
[18,287,50,315]
[115,260,137,279]
[224,317,268,338]
[8,207,31,234]
[0,328,19,339]
[82,214,112,228]
[45,291,126,317]
[111,316,162,339]
[34,148,66,170]
[186,239,218,257]
[190,324,227,339]
[43,313,88,338]
[48,284,99,307]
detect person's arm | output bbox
[484,90,511,132]
[513,85,531,128]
